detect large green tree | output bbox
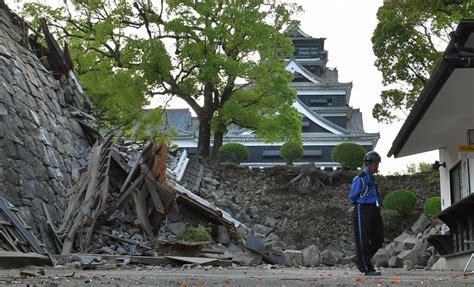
[22,0,302,159]
[372,0,473,123]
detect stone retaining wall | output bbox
[0,4,89,251]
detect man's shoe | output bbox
[351,255,363,273]
[364,270,381,276]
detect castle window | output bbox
[262,150,280,158]
[303,149,322,159]
[294,47,319,58]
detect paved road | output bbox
[1,266,473,286]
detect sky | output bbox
[6,0,440,175]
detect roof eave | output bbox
[388,19,474,158]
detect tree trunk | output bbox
[196,113,212,159]
[211,128,224,163]
[195,83,218,160]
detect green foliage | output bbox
[218,143,250,165]
[383,189,417,216]
[331,143,366,170]
[418,162,433,173]
[381,209,401,220]
[181,226,212,242]
[426,171,440,184]
[372,0,474,123]
[405,163,418,175]
[20,0,302,157]
[121,108,175,143]
[424,196,441,217]
[405,161,435,174]
[280,142,304,165]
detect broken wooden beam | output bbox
[0,251,51,268]
[0,198,48,255]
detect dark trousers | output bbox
[353,203,384,273]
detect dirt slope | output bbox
[210,165,440,249]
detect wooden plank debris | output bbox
[39,18,70,81]
[0,197,52,267]
[42,202,62,254]
[57,136,238,260]
[59,140,180,254]
[0,251,51,268]
[165,256,218,265]
[0,198,49,255]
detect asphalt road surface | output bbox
[1,265,473,286]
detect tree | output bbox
[22,0,166,138]
[280,141,304,165]
[22,0,302,159]
[371,0,473,123]
[331,142,366,170]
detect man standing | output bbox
[349,151,384,276]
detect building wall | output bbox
[302,117,331,133]
[438,143,474,210]
[298,94,346,108]
[244,144,373,165]
[322,116,346,129]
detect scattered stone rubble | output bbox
[373,214,442,270]
[187,167,443,269]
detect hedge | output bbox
[280,142,304,165]
[331,142,366,170]
[218,143,250,164]
[383,189,417,216]
[424,196,441,217]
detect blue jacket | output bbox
[349,167,381,205]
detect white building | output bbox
[388,20,474,270]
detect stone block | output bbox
[320,249,340,266]
[233,252,262,266]
[388,255,402,268]
[0,102,7,116]
[5,167,19,185]
[283,250,303,267]
[397,249,425,266]
[262,232,281,243]
[302,245,321,267]
[20,179,35,199]
[411,214,432,234]
[373,248,390,267]
[0,43,11,58]
[216,225,230,245]
[264,216,277,228]
[4,140,17,158]
[252,224,273,238]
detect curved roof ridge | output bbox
[286,59,326,84]
[294,98,349,134]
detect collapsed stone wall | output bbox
[0,4,90,251]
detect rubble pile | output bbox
[187,166,353,267]
[373,214,442,270]
[189,165,441,268]
[55,138,227,251]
